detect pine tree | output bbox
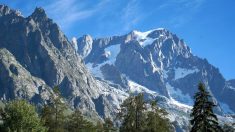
[190,83,223,132]
[66,109,96,132]
[0,100,47,132]
[103,118,117,132]
[41,86,67,132]
[118,93,146,132]
[96,120,104,132]
[145,101,172,132]
[41,104,54,131]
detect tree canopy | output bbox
[190,83,223,132]
[0,100,46,132]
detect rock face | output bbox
[0,48,52,103]
[0,5,127,120]
[75,28,235,114]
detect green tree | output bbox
[118,93,146,132]
[66,109,96,132]
[190,83,223,132]
[41,104,54,131]
[96,120,104,132]
[41,86,67,132]
[0,100,46,132]
[145,101,172,132]
[103,118,116,132]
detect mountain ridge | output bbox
[74,28,235,114]
[0,4,128,121]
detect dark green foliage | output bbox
[118,93,146,132]
[66,109,96,132]
[190,83,223,132]
[0,100,46,132]
[118,93,172,132]
[96,121,104,132]
[41,105,55,131]
[41,86,67,132]
[145,101,172,132]
[103,118,117,132]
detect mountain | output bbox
[0,5,234,132]
[74,28,235,115]
[0,5,128,120]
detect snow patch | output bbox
[166,83,193,106]
[132,28,167,47]
[169,98,192,110]
[163,70,169,79]
[104,44,121,65]
[86,63,104,79]
[133,30,152,39]
[86,44,121,78]
[71,37,78,51]
[174,67,199,80]
[141,38,156,47]
[128,80,157,95]
[149,53,159,73]
[103,51,111,58]
[228,85,235,90]
[133,30,156,47]
[156,28,165,30]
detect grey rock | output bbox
[77,28,235,113]
[0,48,52,104]
[0,5,125,121]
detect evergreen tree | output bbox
[118,93,146,132]
[41,86,67,132]
[0,100,47,132]
[66,109,96,132]
[145,101,172,132]
[41,104,54,131]
[190,83,223,132]
[96,120,104,132]
[103,118,117,132]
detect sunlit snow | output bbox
[132,29,162,47]
[166,83,193,106]
[71,37,78,51]
[174,67,199,80]
[86,63,104,79]
[104,44,121,65]
[128,80,157,95]
[86,44,121,78]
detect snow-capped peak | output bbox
[132,30,153,40]
[130,28,168,47]
[71,37,78,51]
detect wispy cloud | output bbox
[44,0,109,30]
[158,0,205,10]
[120,0,142,32]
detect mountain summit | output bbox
[0,5,126,121]
[74,28,235,114]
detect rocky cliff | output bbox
[74,28,235,115]
[0,5,127,120]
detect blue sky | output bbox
[1,0,234,80]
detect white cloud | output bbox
[44,0,109,30]
[120,0,142,32]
